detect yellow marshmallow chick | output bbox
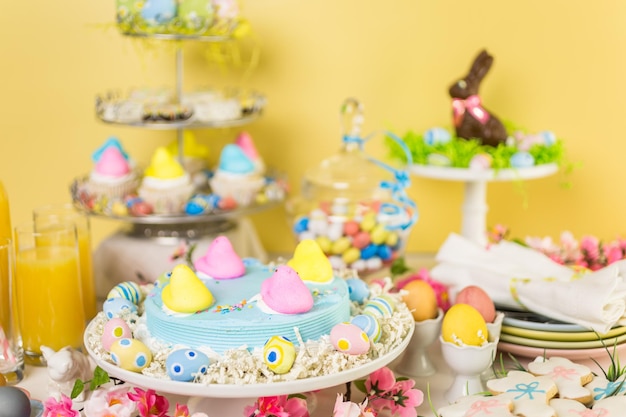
[144,147,185,179]
[167,131,209,159]
[161,264,215,313]
[287,239,333,283]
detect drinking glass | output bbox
[0,237,24,383]
[33,203,96,320]
[14,223,85,366]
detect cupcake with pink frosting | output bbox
[86,137,139,201]
[138,146,194,214]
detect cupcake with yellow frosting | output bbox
[138,147,194,214]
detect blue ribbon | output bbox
[341,131,418,230]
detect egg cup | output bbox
[440,336,498,403]
[395,308,443,377]
[481,311,504,380]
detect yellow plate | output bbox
[499,332,626,349]
[501,325,626,342]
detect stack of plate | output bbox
[497,309,626,360]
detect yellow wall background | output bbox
[1,0,625,254]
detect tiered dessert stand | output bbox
[81,23,278,294]
[410,164,558,246]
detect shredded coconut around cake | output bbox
[85,277,413,386]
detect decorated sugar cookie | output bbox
[437,394,516,417]
[486,370,558,417]
[527,356,593,405]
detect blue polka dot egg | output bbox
[166,349,210,382]
[346,278,370,304]
[107,281,143,305]
[110,338,152,373]
[263,336,296,374]
[103,297,137,319]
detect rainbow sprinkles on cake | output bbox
[86,237,414,385]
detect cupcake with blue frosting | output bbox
[209,144,265,207]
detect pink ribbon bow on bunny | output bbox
[452,94,491,126]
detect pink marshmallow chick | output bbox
[96,147,131,176]
[235,131,260,161]
[194,236,245,279]
[261,265,314,314]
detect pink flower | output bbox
[333,394,376,417]
[604,242,623,265]
[43,394,80,417]
[127,387,169,417]
[84,387,136,417]
[174,404,191,417]
[365,367,397,396]
[386,380,423,417]
[244,395,309,417]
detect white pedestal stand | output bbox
[411,164,559,246]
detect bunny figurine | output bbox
[448,49,508,147]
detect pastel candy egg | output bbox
[293,216,309,234]
[107,281,143,305]
[360,213,377,232]
[360,244,377,260]
[110,338,152,372]
[328,256,346,270]
[330,323,370,355]
[370,224,389,245]
[308,218,328,236]
[385,232,399,247]
[345,278,370,303]
[342,247,361,265]
[343,220,360,236]
[103,297,137,320]
[365,257,383,271]
[351,314,381,343]
[510,151,535,168]
[111,201,128,216]
[377,245,393,261]
[423,127,452,145]
[442,303,489,346]
[298,231,316,241]
[351,259,367,271]
[326,222,344,242]
[331,237,352,255]
[315,236,332,254]
[263,336,296,374]
[330,202,349,216]
[166,349,210,382]
[363,295,395,318]
[101,318,132,351]
[352,231,371,249]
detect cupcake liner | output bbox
[86,175,140,201]
[138,183,195,214]
[209,176,265,207]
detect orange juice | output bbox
[77,230,96,319]
[0,182,11,334]
[15,246,85,356]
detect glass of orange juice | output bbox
[33,203,96,321]
[14,223,85,366]
[0,237,24,383]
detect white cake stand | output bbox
[85,321,413,415]
[410,163,558,246]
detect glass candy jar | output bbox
[286,99,417,274]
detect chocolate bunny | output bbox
[449,50,508,147]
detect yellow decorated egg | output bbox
[263,336,296,374]
[110,338,152,373]
[402,280,439,322]
[442,304,489,346]
[330,323,370,355]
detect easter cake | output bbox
[84,237,414,385]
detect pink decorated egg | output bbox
[102,318,132,351]
[330,323,370,355]
[455,285,496,323]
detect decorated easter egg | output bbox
[345,278,370,304]
[351,314,381,343]
[263,336,296,374]
[101,317,132,351]
[427,153,451,167]
[0,387,31,417]
[469,153,493,170]
[178,0,214,22]
[402,280,439,322]
[455,285,496,323]
[540,130,556,145]
[107,281,143,305]
[141,0,177,25]
[363,295,395,318]
[330,323,370,355]
[423,127,452,145]
[442,304,489,347]
[103,297,137,320]
[510,151,535,168]
[166,349,210,382]
[110,338,152,372]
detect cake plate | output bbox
[410,164,558,246]
[85,320,413,398]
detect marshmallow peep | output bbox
[161,264,215,313]
[92,136,132,164]
[235,131,265,174]
[287,239,334,283]
[261,265,314,314]
[144,147,186,179]
[194,236,245,279]
[95,146,131,177]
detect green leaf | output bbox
[71,380,85,399]
[390,257,411,277]
[91,366,110,390]
[353,379,367,394]
[288,393,307,400]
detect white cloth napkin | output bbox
[430,233,626,334]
